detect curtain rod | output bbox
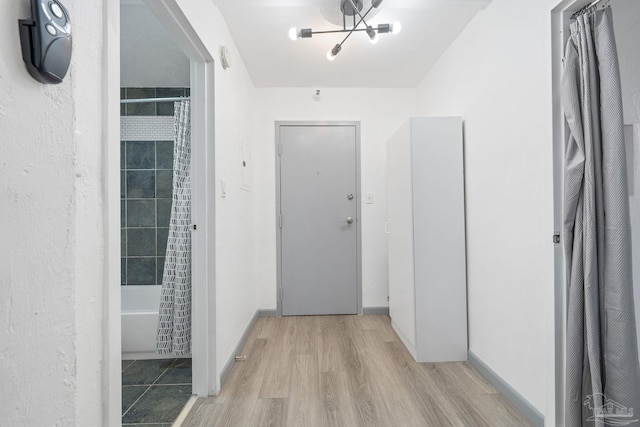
[120,97,190,104]
[571,0,609,19]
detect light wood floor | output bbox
[183,315,534,427]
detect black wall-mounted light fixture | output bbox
[19,0,72,84]
[289,0,401,60]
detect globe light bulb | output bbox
[391,21,402,35]
[288,27,299,41]
[366,26,379,44]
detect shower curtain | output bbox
[562,7,640,426]
[156,100,192,355]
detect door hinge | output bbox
[192,224,197,231]
[553,233,561,244]
[278,144,282,156]
[279,287,283,302]
[279,215,283,228]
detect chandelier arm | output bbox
[333,4,376,50]
[357,5,377,29]
[338,25,357,46]
[350,4,375,32]
[346,0,370,29]
[338,29,354,47]
[311,28,372,35]
[307,4,379,38]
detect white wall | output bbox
[252,88,417,310]
[121,4,189,87]
[612,0,640,359]
[0,1,106,425]
[415,0,558,415]
[614,0,640,126]
[174,0,259,381]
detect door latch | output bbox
[553,233,560,244]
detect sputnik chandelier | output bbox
[288,0,402,60]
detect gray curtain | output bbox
[562,7,640,426]
[156,100,192,355]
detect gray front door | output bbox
[277,123,359,316]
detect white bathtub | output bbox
[121,285,165,360]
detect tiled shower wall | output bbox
[121,87,189,286]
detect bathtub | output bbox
[121,285,165,360]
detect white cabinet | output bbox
[386,117,467,362]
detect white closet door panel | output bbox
[411,117,468,362]
[387,122,417,352]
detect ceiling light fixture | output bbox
[288,0,401,60]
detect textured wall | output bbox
[0,0,105,425]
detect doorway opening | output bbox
[119,3,192,423]
[551,0,640,424]
[107,0,217,424]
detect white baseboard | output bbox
[468,351,545,427]
[219,310,260,388]
[391,318,417,360]
[363,306,390,315]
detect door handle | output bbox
[346,217,354,224]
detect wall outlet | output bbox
[365,192,374,204]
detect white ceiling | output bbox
[121,4,190,87]
[214,0,491,88]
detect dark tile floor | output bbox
[122,358,192,426]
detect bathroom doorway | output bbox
[107,0,217,424]
[120,2,192,423]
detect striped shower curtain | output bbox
[156,100,192,355]
[562,7,640,426]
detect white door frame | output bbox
[105,1,217,424]
[105,1,121,424]
[275,121,363,317]
[550,1,596,425]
